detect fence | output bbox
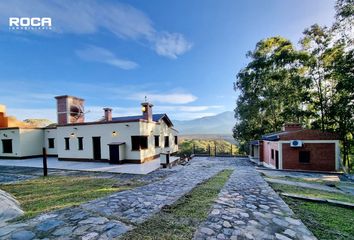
[180,143,239,157]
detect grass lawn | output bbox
[0,176,138,220]
[284,197,354,240]
[121,169,233,240]
[269,182,354,204]
[264,174,341,185]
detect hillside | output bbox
[173,111,235,135]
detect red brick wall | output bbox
[263,141,278,167]
[282,143,335,171]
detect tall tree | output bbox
[300,24,333,132]
[234,37,310,151]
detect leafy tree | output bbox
[233,0,353,171]
[234,37,310,150]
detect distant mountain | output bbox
[173,111,236,135]
[23,119,53,128]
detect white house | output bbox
[0,95,178,164]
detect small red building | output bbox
[249,124,340,172]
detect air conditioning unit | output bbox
[290,140,303,148]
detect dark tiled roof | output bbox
[111,114,166,122]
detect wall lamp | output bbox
[112,131,118,137]
[70,133,76,138]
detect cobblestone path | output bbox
[194,166,317,240]
[0,158,234,239]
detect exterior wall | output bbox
[19,129,44,157]
[138,121,178,162]
[1,117,179,164]
[0,128,43,158]
[0,128,21,158]
[262,141,278,169]
[44,128,58,155]
[250,145,259,158]
[56,122,142,161]
[281,141,337,171]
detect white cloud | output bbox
[0,0,192,58]
[155,105,223,112]
[153,32,193,59]
[129,92,197,104]
[76,46,138,70]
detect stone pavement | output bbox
[194,166,317,240]
[0,157,235,239]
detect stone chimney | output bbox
[141,102,153,122]
[282,123,303,132]
[103,108,112,121]
[55,95,85,125]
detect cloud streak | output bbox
[0,0,192,59]
[76,46,138,70]
[129,92,198,104]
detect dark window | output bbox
[164,136,169,148]
[271,149,274,159]
[131,136,148,150]
[299,151,310,163]
[48,138,55,149]
[2,139,13,153]
[154,136,160,147]
[64,137,70,150]
[174,136,178,145]
[78,137,83,150]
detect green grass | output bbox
[284,197,354,240]
[264,174,342,185]
[269,182,354,204]
[121,169,233,240]
[0,176,138,220]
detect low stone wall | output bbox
[0,189,23,227]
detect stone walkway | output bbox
[194,166,317,240]
[0,157,235,239]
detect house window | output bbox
[48,138,55,149]
[164,136,169,148]
[271,149,274,159]
[154,136,160,147]
[131,136,148,150]
[299,151,310,163]
[2,139,13,153]
[64,137,70,150]
[174,136,178,145]
[78,137,83,150]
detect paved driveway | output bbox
[0,157,160,174]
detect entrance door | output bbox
[109,145,120,164]
[92,137,101,160]
[275,150,279,169]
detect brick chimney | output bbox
[55,95,85,125]
[282,123,303,132]
[141,102,153,122]
[103,108,112,121]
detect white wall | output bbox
[56,119,178,162]
[0,128,21,158]
[19,129,44,157]
[56,122,141,161]
[0,128,43,158]
[44,128,57,155]
[139,120,178,161]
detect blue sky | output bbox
[0,0,335,122]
